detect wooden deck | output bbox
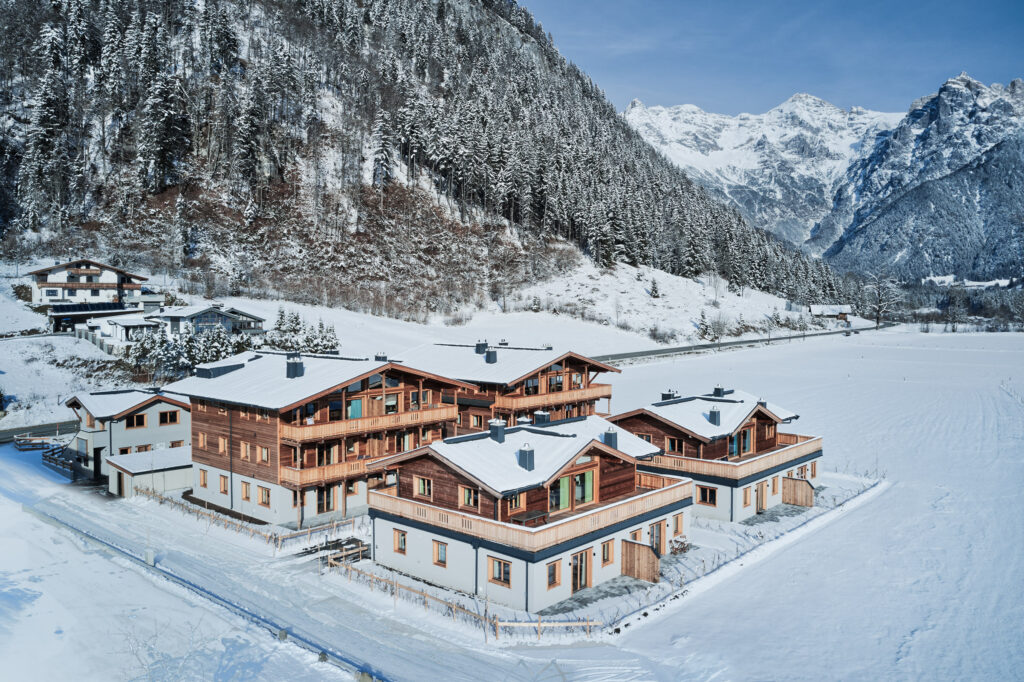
[646,435,822,480]
[369,477,692,553]
[278,460,370,487]
[280,404,457,442]
[492,384,612,411]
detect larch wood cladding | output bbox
[599,455,637,500]
[395,455,499,520]
[192,404,280,485]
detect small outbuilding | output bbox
[107,445,193,498]
[809,304,852,321]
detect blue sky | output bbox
[525,0,1024,114]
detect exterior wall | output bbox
[103,403,191,476]
[32,263,142,305]
[613,411,780,460]
[108,467,191,498]
[372,504,691,612]
[190,463,299,525]
[191,401,281,485]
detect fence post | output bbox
[393,577,397,607]
[537,614,542,641]
[493,616,499,641]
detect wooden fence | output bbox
[134,487,355,550]
[782,477,815,507]
[620,539,660,583]
[324,557,600,641]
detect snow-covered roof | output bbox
[394,343,618,386]
[26,258,147,280]
[146,304,265,322]
[391,416,659,495]
[163,351,472,410]
[619,388,798,441]
[809,304,852,315]
[67,389,190,420]
[107,445,192,474]
[106,314,158,328]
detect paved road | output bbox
[0,420,79,444]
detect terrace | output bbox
[492,383,613,411]
[280,404,458,443]
[645,434,822,481]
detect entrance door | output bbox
[756,480,768,513]
[317,486,333,514]
[93,447,103,479]
[571,549,590,593]
[649,521,665,555]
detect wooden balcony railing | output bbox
[280,404,457,442]
[369,477,692,553]
[492,384,613,412]
[646,435,822,480]
[44,282,142,290]
[279,460,369,486]
[67,268,102,275]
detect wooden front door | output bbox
[571,549,590,593]
[649,521,665,555]
[756,480,768,513]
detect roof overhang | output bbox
[505,351,620,387]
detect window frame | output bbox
[672,513,684,537]
[487,556,511,588]
[601,539,614,566]
[394,529,407,555]
[118,446,131,455]
[546,560,561,589]
[170,440,184,448]
[697,485,717,507]
[459,485,480,511]
[240,441,250,461]
[219,475,228,494]
[414,476,433,500]
[508,492,523,514]
[811,461,817,478]
[199,469,207,488]
[771,475,779,495]
[433,540,447,567]
[218,436,227,454]
[125,413,147,429]
[198,432,207,449]
[743,486,751,507]
[158,410,179,426]
[260,446,270,464]
[241,481,251,501]
[629,528,642,542]
[257,486,270,507]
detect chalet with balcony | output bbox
[368,416,693,612]
[145,303,265,337]
[65,389,192,480]
[162,351,476,527]
[609,387,822,522]
[396,341,619,432]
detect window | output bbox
[241,481,251,501]
[218,404,226,415]
[673,513,684,537]
[460,486,479,510]
[125,414,146,429]
[629,529,642,542]
[218,437,227,454]
[90,289,100,297]
[546,560,561,588]
[456,413,462,425]
[384,393,399,415]
[728,435,739,457]
[135,444,151,452]
[67,288,77,296]
[811,461,817,478]
[508,493,523,513]
[786,470,794,479]
[472,415,482,428]
[196,401,207,412]
[766,423,776,439]
[573,471,594,506]
[198,432,207,449]
[258,409,270,421]
[170,440,184,448]
[548,374,563,392]
[524,378,539,396]
[637,433,652,443]
[433,540,447,567]
[118,447,131,455]
[743,486,751,507]
[45,289,58,297]
[741,427,753,454]
[240,406,249,419]
[158,410,179,425]
[415,476,432,500]
[798,465,807,479]
[394,529,407,554]
[219,475,228,494]
[260,446,269,463]
[601,540,614,566]
[346,398,363,419]
[199,469,208,488]
[85,413,95,429]
[698,485,717,506]
[258,486,270,507]
[667,437,683,453]
[329,400,343,421]
[240,441,251,460]
[488,557,511,587]
[292,490,302,509]
[771,476,779,495]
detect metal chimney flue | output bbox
[713,385,725,397]
[708,406,721,426]
[602,428,618,450]
[661,389,678,401]
[517,443,535,471]
[475,340,488,354]
[485,349,497,364]
[489,418,506,443]
[286,352,304,378]
[533,410,550,425]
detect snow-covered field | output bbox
[2,329,1022,679]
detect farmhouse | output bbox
[163,351,476,526]
[65,389,192,479]
[368,416,693,612]
[609,387,822,522]
[396,341,619,431]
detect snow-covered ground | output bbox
[0,276,46,334]
[2,329,1022,679]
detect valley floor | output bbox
[1,329,1022,679]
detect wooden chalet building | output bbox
[609,387,822,522]
[368,416,693,611]
[163,351,475,526]
[396,341,619,431]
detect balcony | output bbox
[67,268,102,276]
[645,435,822,481]
[279,460,369,487]
[280,404,457,443]
[369,476,692,553]
[492,383,613,412]
[44,282,142,290]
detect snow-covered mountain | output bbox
[624,95,901,244]
[818,74,1024,279]
[626,74,1024,279]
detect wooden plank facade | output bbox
[610,408,782,462]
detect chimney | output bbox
[212,302,224,309]
[517,443,535,471]
[498,339,509,346]
[708,406,721,426]
[488,418,506,443]
[661,389,678,401]
[485,349,498,364]
[516,416,532,425]
[757,399,767,408]
[286,352,304,379]
[713,385,725,397]
[533,410,550,425]
[602,428,618,450]
[374,352,388,362]
[475,340,488,354]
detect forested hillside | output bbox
[0,0,854,314]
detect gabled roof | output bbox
[379,416,658,496]
[146,304,265,322]
[610,388,798,442]
[394,343,619,387]
[163,351,476,411]
[27,258,147,280]
[107,445,192,474]
[66,390,191,420]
